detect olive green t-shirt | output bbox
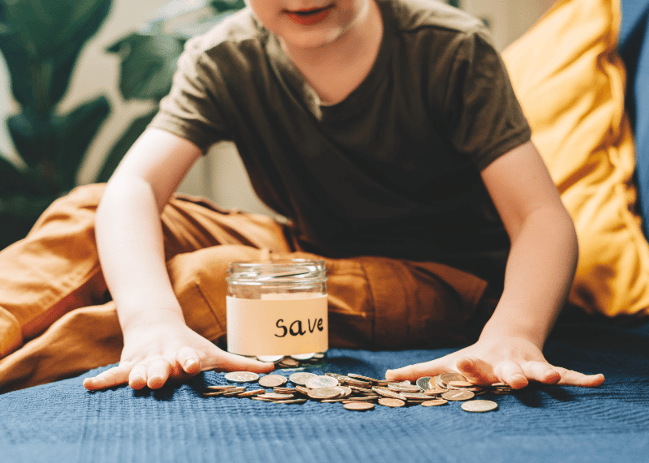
[149,0,532,289]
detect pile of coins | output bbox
[204,370,512,413]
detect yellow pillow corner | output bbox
[502,0,649,317]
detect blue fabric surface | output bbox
[1,316,648,463]
[619,0,649,237]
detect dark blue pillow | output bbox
[619,0,649,238]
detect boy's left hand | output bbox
[384,335,605,389]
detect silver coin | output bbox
[289,372,318,386]
[290,353,316,361]
[461,399,498,413]
[305,375,339,389]
[224,371,260,383]
[416,376,433,391]
[437,372,468,388]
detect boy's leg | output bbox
[0,245,270,394]
[325,257,494,350]
[0,184,295,359]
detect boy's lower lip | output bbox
[285,5,334,26]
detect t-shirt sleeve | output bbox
[440,27,532,171]
[148,36,231,153]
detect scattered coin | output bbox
[461,400,498,413]
[258,393,294,401]
[206,385,238,391]
[424,387,446,396]
[334,386,353,399]
[436,373,468,389]
[400,392,432,401]
[308,387,342,400]
[237,389,266,398]
[290,353,315,361]
[421,399,448,407]
[344,395,380,401]
[448,380,474,388]
[275,399,307,405]
[259,374,288,388]
[441,390,475,401]
[378,398,406,408]
[416,376,434,391]
[343,402,375,411]
[222,389,247,397]
[289,372,318,386]
[372,386,407,401]
[278,357,301,368]
[224,371,260,383]
[305,375,339,389]
[347,373,381,383]
[273,387,297,394]
[387,383,421,393]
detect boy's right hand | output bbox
[83,320,274,391]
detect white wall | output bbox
[0,0,554,217]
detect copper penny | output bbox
[441,390,475,401]
[378,398,406,408]
[461,400,498,413]
[343,402,375,411]
[421,399,448,407]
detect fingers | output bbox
[203,349,275,374]
[495,360,529,389]
[554,368,605,388]
[520,361,561,385]
[385,357,450,382]
[146,357,172,389]
[455,356,496,385]
[83,365,130,391]
[176,346,201,375]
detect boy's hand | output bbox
[384,335,605,389]
[83,321,274,391]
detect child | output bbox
[0,0,605,392]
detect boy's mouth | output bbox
[284,4,334,26]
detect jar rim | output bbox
[227,259,326,284]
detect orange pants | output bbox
[0,184,493,393]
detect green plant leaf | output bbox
[55,95,110,192]
[6,113,43,169]
[0,155,31,195]
[95,108,157,183]
[0,0,111,58]
[106,31,186,102]
[0,0,111,114]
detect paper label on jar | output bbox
[226,294,328,356]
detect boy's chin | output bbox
[280,27,345,51]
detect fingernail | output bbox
[184,358,198,369]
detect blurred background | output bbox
[0,0,555,248]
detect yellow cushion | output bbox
[502,0,649,316]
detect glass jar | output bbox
[225,259,328,357]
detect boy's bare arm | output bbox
[83,129,273,391]
[386,141,605,388]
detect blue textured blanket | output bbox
[1,315,648,463]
